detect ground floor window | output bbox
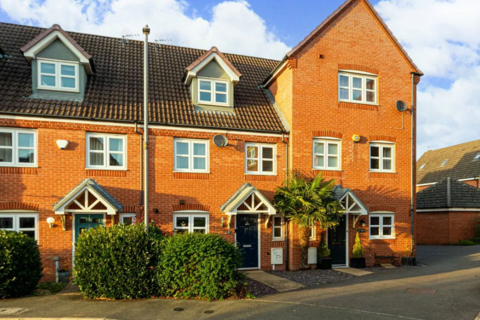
[369,213,395,239]
[310,225,316,240]
[174,213,209,234]
[120,213,136,225]
[0,213,38,240]
[272,215,284,240]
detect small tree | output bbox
[318,233,330,258]
[274,172,343,269]
[352,232,364,258]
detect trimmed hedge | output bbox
[157,233,243,300]
[74,223,163,299]
[0,230,43,298]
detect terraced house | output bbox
[0,0,422,281]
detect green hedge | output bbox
[73,223,163,299]
[157,233,243,300]
[0,230,43,298]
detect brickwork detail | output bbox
[338,63,379,75]
[369,135,396,142]
[173,172,210,180]
[86,170,128,177]
[0,167,38,175]
[0,201,40,211]
[312,130,343,139]
[370,205,396,212]
[172,204,211,212]
[417,211,479,245]
[245,175,278,182]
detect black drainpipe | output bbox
[135,122,144,207]
[282,133,289,270]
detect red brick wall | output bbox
[417,211,479,245]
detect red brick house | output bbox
[416,140,480,244]
[0,0,422,281]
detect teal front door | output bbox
[75,214,104,242]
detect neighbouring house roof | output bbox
[53,179,123,215]
[417,139,480,185]
[0,22,286,133]
[286,0,422,75]
[417,178,480,210]
[221,183,276,215]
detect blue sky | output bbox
[0,0,479,156]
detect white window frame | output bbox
[245,143,276,175]
[440,159,449,167]
[0,213,39,241]
[197,78,229,106]
[272,215,284,241]
[86,133,127,170]
[120,213,136,225]
[312,138,341,171]
[338,71,378,105]
[369,212,395,240]
[309,225,316,241]
[37,59,80,92]
[173,212,209,234]
[0,128,37,167]
[174,138,209,173]
[370,142,395,173]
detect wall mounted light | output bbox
[153,208,159,214]
[47,217,55,228]
[56,140,69,150]
[360,220,367,227]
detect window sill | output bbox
[369,237,396,240]
[37,86,80,93]
[244,173,277,176]
[272,238,285,242]
[338,101,379,111]
[86,168,127,171]
[0,164,37,168]
[312,168,341,172]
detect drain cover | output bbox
[173,308,185,312]
[0,308,28,315]
[406,288,436,295]
[204,310,215,314]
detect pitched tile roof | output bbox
[0,23,286,133]
[417,178,480,209]
[417,139,480,184]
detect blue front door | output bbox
[236,214,259,269]
[75,214,104,242]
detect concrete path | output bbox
[245,270,304,292]
[334,267,372,276]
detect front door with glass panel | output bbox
[328,215,347,265]
[236,214,259,269]
[75,214,104,242]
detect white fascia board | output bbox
[184,53,240,85]
[263,61,288,87]
[416,182,437,187]
[417,208,480,212]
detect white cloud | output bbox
[0,0,290,59]
[376,0,480,156]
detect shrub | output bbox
[352,232,364,258]
[318,233,330,258]
[455,240,478,246]
[74,222,163,299]
[157,233,243,300]
[0,230,43,298]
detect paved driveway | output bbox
[1,245,479,320]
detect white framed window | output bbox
[174,213,209,234]
[313,138,341,170]
[419,163,427,170]
[245,143,276,175]
[120,213,136,225]
[0,128,37,167]
[370,142,395,172]
[38,59,79,92]
[272,215,284,241]
[86,133,126,170]
[174,138,209,173]
[198,78,229,105]
[310,225,316,241]
[339,72,377,104]
[0,213,38,241]
[440,159,449,167]
[369,213,395,239]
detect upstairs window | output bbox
[86,133,126,170]
[313,138,341,170]
[440,159,449,167]
[370,142,395,173]
[474,153,480,161]
[419,163,427,170]
[174,139,209,173]
[38,60,79,92]
[0,129,37,167]
[245,143,276,175]
[198,79,229,105]
[339,72,377,104]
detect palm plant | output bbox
[274,171,343,269]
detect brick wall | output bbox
[417,211,479,245]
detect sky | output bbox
[0,0,479,157]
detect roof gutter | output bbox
[260,56,288,88]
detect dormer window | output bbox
[198,79,229,105]
[38,60,79,92]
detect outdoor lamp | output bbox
[47,217,55,228]
[360,220,367,227]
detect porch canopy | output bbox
[221,183,277,228]
[53,179,123,215]
[332,185,369,227]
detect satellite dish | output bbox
[396,100,408,112]
[213,135,229,147]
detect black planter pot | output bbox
[58,270,70,284]
[350,257,366,268]
[401,257,416,266]
[317,258,332,270]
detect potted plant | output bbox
[57,262,71,284]
[350,232,366,268]
[317,233,332,270]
